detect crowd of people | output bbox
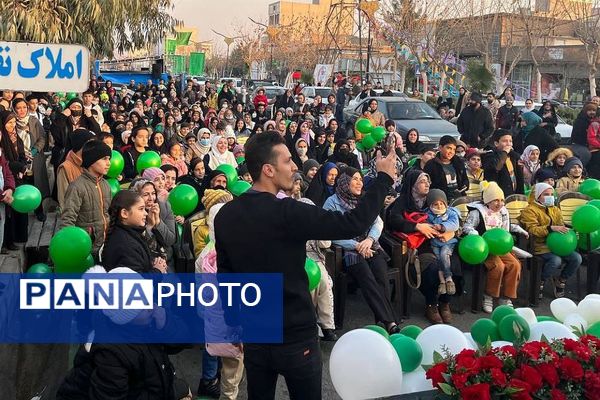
[0,76,597,400]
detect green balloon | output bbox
[106,150,124,179]
[371,126,386,142]
[55,92,66,99]
[50,226,92,273]
[136,151,161,174]
[285,119,291,127]
[11,184,42,213]
[355,142,365,152]
[547,230,578,257]
[59,101,66,109]
[498,314,530,342]
[483,228,514,256]
[356,118,374,134]
[361,134,376,150]
[235,156,245,165]
[390,334,423,372]
[491,305,517,325]
[305,258,321,291]
[578,230,600,251]
[470,318,500,346]
[83,254,95,269]
[106,178,120,198]
[399,325,423,340]
[66,92,77,100]
[28,263,52,274]
[458,235,489,264]
[572,204,600,234]
[229,180,251,197]
[168,184,199,217]
[217,164,239,187]
[364,324,389,340]
[579,179,600,199]
[586,321,600,338]
[536,316,559,323]
[589,199,600,210]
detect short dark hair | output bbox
[131,125,149,138]
[160,164,179,178]
[245,131,286,182]
[493,128,512,142]
[216,121,227,131]
[439,135,457,146]
[487,92,496,97]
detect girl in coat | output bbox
[520,144,541,186]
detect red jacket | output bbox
[587,118,600,151]
[253,94,268,109]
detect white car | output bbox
[506,100,572,143]
[347,89,406,108]
[300,86,334,105]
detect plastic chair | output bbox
[558,191,591,227]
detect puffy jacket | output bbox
[518,191,564,255]
[587,118,600,151]
[59,170,111,255]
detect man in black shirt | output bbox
[424,135,468,202]
[215,132,397,400]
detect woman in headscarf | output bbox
[292,138,311,169]
[327,139,361,169]
[293,120,314,147]
[326,118,344,142]
[204,135,237,172]
[405,128,424,156]
[519,111,558,162]
[284,120,298,154]
[305,162,338,207]
[178,157,206,214]
[149,130,169,155]
[162,113,178,142]
[160,142,188,177]
[186,127,212,164]
[386,170,462,324]
[311,129,329,164]
[363,139,404,194]
[151,107,166,128]
[323,166,401,334]
[535,100,559,141]
[301,159,320,189]
[142,167,169,203]
[520,145,541,186]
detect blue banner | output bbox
[0,273,283,344]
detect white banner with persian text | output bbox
[0,42,90,92]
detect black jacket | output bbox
[215,173,393,343]
[359,89,377,99]
[457,105,494,147]
[571,111,592,146]
[423,154,468,202]
[122,147,147,181]
[50,113,101,168]
[275,94,295,110]
[496,105,520,130]
[482,148,524,196]
[102,224,155,273]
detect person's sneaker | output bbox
[446,280,456,295]
[197,378,220,399]
[438,282,447,295]
[425,305,443,324]
[439,303,453,324]
[499,298,513,307]
[539,281,545,300]
[321,329,338,342]
[483,295,494,313]
[553,277,566,298]
[35,210,46,222]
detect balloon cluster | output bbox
[215,164,251,197]
[354,120,386,152]
[54,92,78,109]
[458,228,514,264]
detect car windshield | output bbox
[264,88,284,98]
[315,88,333,98]
[386,102,441,120]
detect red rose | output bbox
[452,372,469,390]
[564,338,592,361]
[498,345,518,358]
[595,356,600,371]
[536,363,559,388]
[509,378,532,400]
[521,342,543,360]
[479,355,503,370]
[584,371,600,400]
[491,367,507,386]
[460,383,491,400]
[425,362,448,388]
[559,357,584,381]
[456,351,480,373]
[514,365,543,392]
[551,389,567,400]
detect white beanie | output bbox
[102,267,145,325]
[534,182,553,200]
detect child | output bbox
[533,168,556,187]
[520,145,541,186]
[519,182,582,298]
[142,167,169,202]
[123,126,149,181]
[423,135,469,202]
[192,189,233,258]
[462,182,528,312]
[56,129,95,209]
[59,140,112,259]
[237,163,253,184]
[426,189,460,295]
[465,148,484,201]
[556,157,585,195]
[99,131,114,150]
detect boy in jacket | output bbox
[482,129,524,197]
[423,135,468,202]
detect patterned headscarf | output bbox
[335,167,360,209]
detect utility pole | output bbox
[365,17,371,83]
[358,0,363,84]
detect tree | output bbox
[464,59,494,93]
[0,0,179,58]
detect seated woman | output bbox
[323,166,400,334]
[305,162,338,207]
[386,170,462,324]
[204,135,237,173]
[462,182,529,313]
[178,158,206,215]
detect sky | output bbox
[170,0,278,54]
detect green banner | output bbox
[165,39,177,54]
[189,52,205,76]
[176,31,192,46]
[168,55,187,74]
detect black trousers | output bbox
[588,151,600,180]
[346,252,396,324]
[244,337,322,400]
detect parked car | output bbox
[300,86,334,105]
[248,80,280,90]
[347,89,406,108]
[343,97,459,146]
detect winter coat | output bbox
[59,170,111,255]
[556,176,584,195]
[102,224,156,273]
[496,105,520,130]
[423,155,469,202]
[56,151,84,209]
[571,111,592,147]
[462,202,527,237]
[457,104,494,147]
[50,113,101,168]
[482,149,525,197]
[587,118,600,152]
[24,116,51,197]
[427,207,460,248]
[521,126,558,164]
[518,192,564,255]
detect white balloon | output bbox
[464,332,478,349]
[585,294,600,300]
[400,367,433,394]
[416,325,474,365]
[529,321,577,342]
[577,298,600,324]
[515,307,537,327]
[330,329,403,400]
[550,298,578,322]
[491,340,513,348]
[563,313,588,332]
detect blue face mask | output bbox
[200,138,210,146]
[543,195,555,207]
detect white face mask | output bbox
[543,195,555,207]
[431,204,447,216]
[297,148,307,156]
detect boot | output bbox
[425,304,443,324]
[439,302,453,324]
[197,378,220,399]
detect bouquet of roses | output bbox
[425,335,600,400]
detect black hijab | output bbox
[405,129,424,155]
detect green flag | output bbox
[189,52,205,76]
[165,39,177,54]
[176,31,192,46]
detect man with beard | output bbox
[456,92,494,148]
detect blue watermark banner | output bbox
[0,273,283,344]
